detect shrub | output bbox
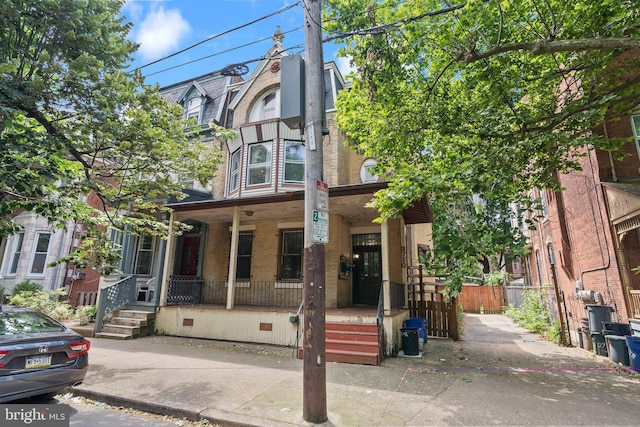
[8,288,72,321]
[74,305,98,325]
[11,280,43,297]
[505,289,558,341]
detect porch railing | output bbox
[390,281,405,309]
[168,278,303,309]
[630,290,640,318]
[95,275,137,333]
[167,276,204,305]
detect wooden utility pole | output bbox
[302,0,327,423]
[550,263,568,346]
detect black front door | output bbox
[352,234,382,306]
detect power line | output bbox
[133,2,302,71]
[145,26,304,78]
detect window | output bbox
[249,90,280,122]
[186,95,202,123]
[247,142,272,185]
[535,250,544,285]
[134,235,155,275]
[280,230,303,280]
[632,115,640,157]
[236,233,253,279]
[228,149,241,192]
[9,233,24,274]
[284,141,305,183]
[539,190,548,218]
[360,158,379,183]
[30,233,51,274]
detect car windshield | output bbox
[0,311,65,335]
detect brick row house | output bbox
[93,30,433,363]
[525,112,640,344]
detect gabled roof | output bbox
[159,71,234,126]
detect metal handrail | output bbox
[95,275,137,333]
[376,284,385,363]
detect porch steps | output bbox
[95,309,155,340]
[298,321,381,366]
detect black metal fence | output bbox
[168,277,303,309]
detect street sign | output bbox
[316,180,328,211]
[312,210,328,243]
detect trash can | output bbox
[401,327,420,356]
[626,335,640,371]
[591,332,608,357]
[601,322,631,336]
[403,317,429,347]
[605,335,630,366]
[580,318,593,352]
[630,319,640,337]
[585,305,613,334]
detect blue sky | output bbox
[121,0,352,88]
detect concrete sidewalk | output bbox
[70,314,640,426]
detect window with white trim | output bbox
[186,95,203,123]
[247,142,272,186]
[249,90,280,122]
[9,232,24,274]
[360,158,379,183]
[284,141,305,183]
[632,115,640,157]
[30,233,51,275]
[134,235,155,275]
[228,149,241,192]
[279,229,303,280]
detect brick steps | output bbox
[298,321,381,366]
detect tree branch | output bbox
[456,37,640,63]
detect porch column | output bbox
[226,206,240,310]
[381,220,391,315]
[159,211,176,307]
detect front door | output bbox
[177,235,201,276]
[352,233,382,306]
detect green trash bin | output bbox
[591,332,608,357]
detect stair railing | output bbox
[376,283,385,363]
[95,275,137,333]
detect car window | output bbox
[0,311,65,335]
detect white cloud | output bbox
[335,55,356,79]
[135,5,191,60]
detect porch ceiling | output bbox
[169,182,432,225]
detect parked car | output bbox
[0,305,89,402]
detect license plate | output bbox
[25,354,52,369]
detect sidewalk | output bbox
[70,314,640,426]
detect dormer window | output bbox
[186,94,203,123]
[250,89,280,122]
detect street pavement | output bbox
[70,314,640,426]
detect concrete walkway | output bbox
[71,314,640,426]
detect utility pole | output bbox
[303,0,327,423]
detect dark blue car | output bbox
[0,305,89,402]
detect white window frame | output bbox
[284,141,305,183]
[29,233,51,275]
[186,94,203,124]
[249,89,280,122]
[360,158,379,183]
[134,235,155,276]
[247,142,272,186]
[8,232,25,275]
[631,115,640,161]
[228,149,241,192]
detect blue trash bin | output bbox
[404,317,429,347]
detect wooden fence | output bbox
[454,284,505,314]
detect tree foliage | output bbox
[0,0,227,273]
[324,0,640,290]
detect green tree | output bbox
[0,0,227,273]
[324,0,640,291]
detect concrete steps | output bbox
[298,321,382,366]
[95,308,155,340]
